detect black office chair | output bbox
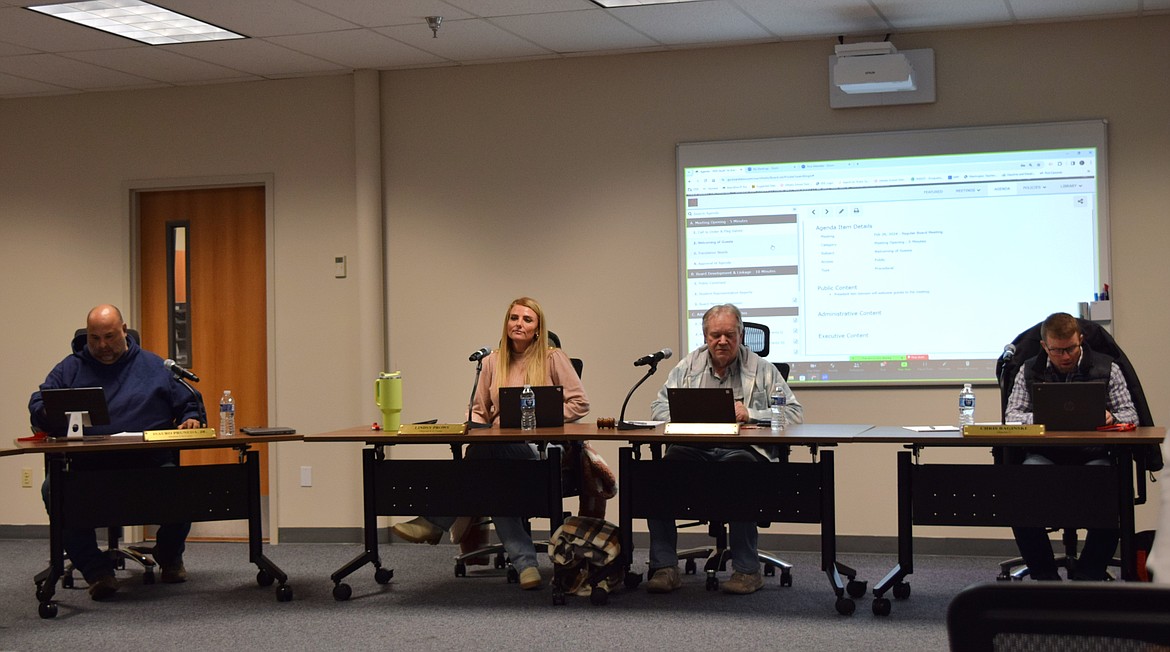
[994,317,1157,580]
[451,330,590,581]
[58,328,160,588]
[947,582,1170,651]
[673,321,795,586]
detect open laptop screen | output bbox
[666,387,737,423]
[1032,381,1107,431]
[497,385,564,428]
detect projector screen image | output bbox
[677,121,1109,386]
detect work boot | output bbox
[722,571,763,594]
[391,517,443,544]
[87,574,120,601]
[645,566,682,593]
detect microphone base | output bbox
[617,420,655,431]
[465,421,493,430]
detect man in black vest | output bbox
[1004,312,1138,580]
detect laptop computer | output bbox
[666,387,737,423]
[497,385,565,428]
[1032,381,1107,431]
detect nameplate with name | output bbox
[144,428,218,442]
[396,423,469,436]
[664,423,740,436]
[962,424,1046,437]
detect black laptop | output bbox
[1032,381,1107,431]
[666,387,737,423]
[497,385,565,428]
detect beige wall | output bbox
[2,16,1167,542]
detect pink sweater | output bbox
[471,347,590,424]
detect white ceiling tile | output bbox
[443,0,598,17]
[612,1,774,44]
[375,18,552,62]
[161,38,350,77]
[61,46,261,84]
[296,0,475,27]
[1008,0,1142,22]
[491,9,660,52]
[0,69,71,96]
[158,0,360,37]
[0,52,155,90]
[732,0,891,39]
[266,28,444,69]
[873,0,1014,30]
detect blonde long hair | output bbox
[496,297,553,385]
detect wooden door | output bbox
[138,186,269,532]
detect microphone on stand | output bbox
[618,347,673,430]
[1000,344,1016,362]
[164,359,200,382]
[633,348,672,367]
[164,360,206,426]
[465,347,493,429]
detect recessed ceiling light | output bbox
[27,1,245,45]
[591,0,704,7]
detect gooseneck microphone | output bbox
[618,347,671,430]
[164,359,200,383]
[633,348,673,367]
[468,347,491,362]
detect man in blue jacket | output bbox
[30,304,203,600]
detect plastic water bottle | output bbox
[219,390,236,437]
[770,384,787,431]
[958,383,975,426]
[520,384,536,431]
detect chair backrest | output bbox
[996,318,1153,426]
[547,331,583,378]
[74,327,142,346]
[947,582,1170,652]
[742,321,770,358]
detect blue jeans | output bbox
[1010,452,1118,580]
[648,445,763,575]
[41,457,191,582]
[427,442,540,572]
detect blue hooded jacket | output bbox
[29,331,203,440]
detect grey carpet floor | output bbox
[0,538,999,651]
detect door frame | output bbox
[125,173,280,543]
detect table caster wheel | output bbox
[872,597,892,616]
[62,574,73,589]
[685,559,697,575]
[257,569,274,587]
[553,590,566,606]
[780,569,793,587]
[333,583,352,601]
[375,567,393,584]
[705,572,719,591]
[39,602,58,619]
[506,567,519,584]
[455,562,466,578]
[590,586,609,606]
[764,564,775,577]
[493,553,506,569]
[276,584,293,602]
[835,596,856,615]
[846,579,867,598]
[893,582,911,600]
[143,570,155,585]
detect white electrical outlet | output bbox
[21,468,33,488]
[300,466,312,487]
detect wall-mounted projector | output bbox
[832,42,916,94]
